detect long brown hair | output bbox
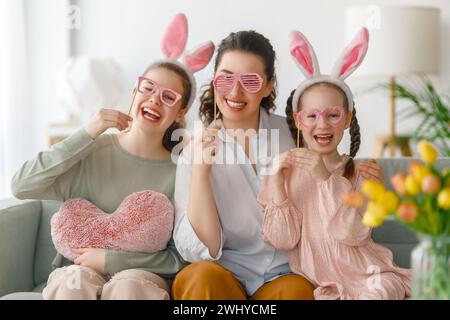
[285,83,361,179]
[141,62,191,152]
[198,30,277,126]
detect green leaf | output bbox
[379,76,450,156]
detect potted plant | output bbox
[388,76,450,157]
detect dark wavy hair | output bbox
[285,83,361,179]
[141,62,191,152]
[198,30,277,126]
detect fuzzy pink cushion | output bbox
[50,190,174,261]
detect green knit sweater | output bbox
[11,128,187,278]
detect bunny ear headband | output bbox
[290,27,369,113]
[149,13,215,108]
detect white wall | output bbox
[25,0,70,152]
[27,0,450,157]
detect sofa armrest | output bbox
[0,198,42,296]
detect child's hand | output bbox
[268,151,292,186]
[289,148,331,182]
[85,108,133,140]
[357,159,384,183]
[73,248,106,274]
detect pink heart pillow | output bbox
[50,190,174,261]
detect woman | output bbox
[172,30,315,300]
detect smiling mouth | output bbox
[314,134,334,146]
[141,107,162,123]
[225,98,247,111]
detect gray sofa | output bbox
[0,157,448,299]
[0,199,59,298]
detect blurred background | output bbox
[0,0,449,198]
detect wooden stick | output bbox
[389,75,396,156]
[127,91,137,117]
[214,100,217,125]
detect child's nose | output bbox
[316,115,330,128]
[148,89,162,106]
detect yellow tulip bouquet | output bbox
[343,140,449,299]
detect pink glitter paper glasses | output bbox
[296,106,346,128]
[137,76,182,107]
[213,73,263,95]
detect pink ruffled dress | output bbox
[258,157,411,300]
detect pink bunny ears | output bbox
[290,28,369,112]
[153,13,215,108]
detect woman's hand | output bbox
[357,159,384,183]
[73,248,106,274]
[191,124,221,176]
[187,124,222,257]
[85,108,133,140]
[289,148,331,182]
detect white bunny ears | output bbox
[290,27,369,113]
[150,13,215,108]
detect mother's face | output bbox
[213,50,274,125]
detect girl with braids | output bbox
[259,28,411,299]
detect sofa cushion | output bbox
[32,282,46,293]
[51,191,174,261]
[372,220,418,268]
[0,200,41,296]
[0,282,45,300]
[0,292,42,300]
[33,200,60,286]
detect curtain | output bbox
[0,0,33,197]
